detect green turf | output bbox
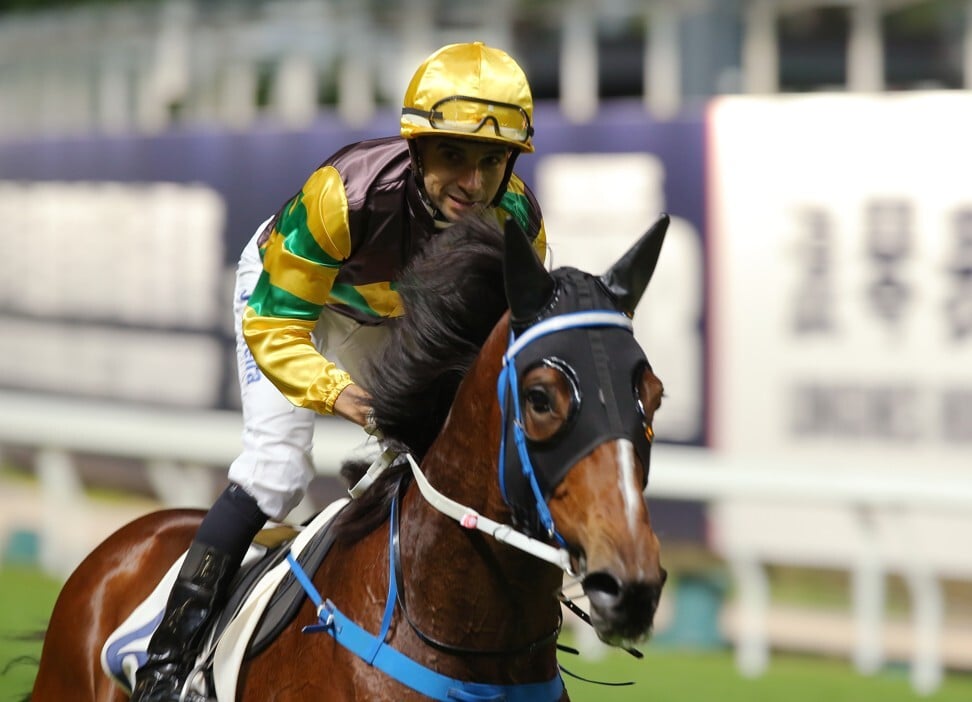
[560,640,972,702]
[2,565,971,702]
[0,566,62,701]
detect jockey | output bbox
[131,41,546,702]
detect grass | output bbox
[0,566,62,702]
[559,642,972,702]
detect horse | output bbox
[29,213,670,702]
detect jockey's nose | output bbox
[457,164,483,193]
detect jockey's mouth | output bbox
[448,193,484,210]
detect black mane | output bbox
[331,215,511,542]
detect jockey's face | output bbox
[416,137,512,222]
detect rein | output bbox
[285,485,565,702]
[405,454,574,574]
[407,451,644,661]
[390,481,563,658]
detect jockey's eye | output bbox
[520,358,580,443]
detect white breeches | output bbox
[227,220,390,520]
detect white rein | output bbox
[348,450,575,576]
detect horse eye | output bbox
[520,359,580,443]
[525,387,552,414]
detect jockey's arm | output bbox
[242,166,363,419]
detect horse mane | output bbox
[331,214,510,543]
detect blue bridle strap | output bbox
[498,310,634,540]
[498,352,561,541]
[285,495,565,702]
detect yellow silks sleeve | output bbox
[243,165,359,415]
[242,296,353,416]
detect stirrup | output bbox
[175,659,213,702]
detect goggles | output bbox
[402,95,533,144]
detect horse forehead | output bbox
[518,267,647,370]
[549,267,616,312]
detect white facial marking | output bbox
[617,439,642,537]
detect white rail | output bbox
[650,444,972,507]
[0,389,365,473]
[0,389,367,568]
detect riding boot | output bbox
[129,541,234,702]
[130,483,268,702]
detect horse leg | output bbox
[30,510,203,702]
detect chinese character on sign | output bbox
[945,209,972,341]
[791,208,835,334]
[865,200,912,329]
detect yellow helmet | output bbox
[401,42,534,153]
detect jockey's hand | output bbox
[332,383,374,429]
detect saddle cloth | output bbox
[100,498,349,701]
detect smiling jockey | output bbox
[130,42,546,702]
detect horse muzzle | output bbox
[582,568,667,646]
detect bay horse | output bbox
[29,213,669,702]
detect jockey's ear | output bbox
[503,217,554,330]
[600,214,669,316]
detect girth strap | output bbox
[307,603,564,702]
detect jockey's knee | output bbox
[227,451,314,522]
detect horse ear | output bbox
[599,213,670,315]
[503,217,555,324]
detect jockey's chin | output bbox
[441,196,488,223]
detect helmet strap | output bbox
[407,140,445,221]
[491,150,520,207]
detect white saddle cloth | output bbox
[100,498,349,701]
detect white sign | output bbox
[0,181,228,407]
[536,153,704,444]
[709,93,972,471]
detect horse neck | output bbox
[398,318,564,664]
[418,319,509,520]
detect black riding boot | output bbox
[129,541,234,702]
[131,484,268,702]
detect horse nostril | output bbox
[582,572,665,627]
[582,572,623,611]
[581,571,664,644]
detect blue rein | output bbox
[286,494,564,702]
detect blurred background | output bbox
[1,0,971,699]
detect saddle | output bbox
[101,498,349,701]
